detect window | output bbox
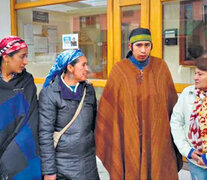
[163,1,195,84]
[121,5,140,59]
[17,0,107,79]
[180,0,207,65]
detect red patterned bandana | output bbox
[0,36,27,56]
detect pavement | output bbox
[96,157,192,180]
[96,157,109,180]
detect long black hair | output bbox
[0,56,2,67]
[0,50,20,68]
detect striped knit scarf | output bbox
[188,88,207,153]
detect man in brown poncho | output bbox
[95,27,183,180]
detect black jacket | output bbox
[39,76,99,179]
[0,69,41,179]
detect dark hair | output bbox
[195,57,207,71]
[0,50,20,67]
[128,27,151,41]
[7,49,20,57]
[63,59,78,73]
[0,56,2,66]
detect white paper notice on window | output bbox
[33,24,42,35]
[62,34,78,50]
[34,36,48,53]
[24,24,34,45]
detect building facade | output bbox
[2,0,207,95]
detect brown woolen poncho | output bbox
[95,56,182,180]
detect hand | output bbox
[191,150,202,161]
[44,174,56,180]
[191,150,205,166]
[197,157,205,166]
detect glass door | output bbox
[113,0,149,64]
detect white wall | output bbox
[163,1,194,84]
[0,0,11,40]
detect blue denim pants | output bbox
[188,160,207,180]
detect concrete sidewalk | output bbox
[178,162,191,180]
[96,157,192,180]
[179,169,191,180]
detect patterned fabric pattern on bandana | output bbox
[0,36,27,56]
[43,49,84,88]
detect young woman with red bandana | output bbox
[0,36,41,179]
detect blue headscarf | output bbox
[43,49,84,88]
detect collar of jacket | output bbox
[188,85,196,96]
[52,75,86,101]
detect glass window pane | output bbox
[121,5,140,59]
[17,0,107,80]
[180,0,206,61]
[162,0,203,84]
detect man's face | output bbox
[128,41,151,61]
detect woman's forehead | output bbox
[77,56,87,61]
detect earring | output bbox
[69,74,73,79]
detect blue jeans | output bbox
[188,160,207,180]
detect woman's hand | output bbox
[197,157,205,166]
[191,150,205,166]
[44,174,57,180]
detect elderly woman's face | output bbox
[72,56,89,82]
[194,68,207,90]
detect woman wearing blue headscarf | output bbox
[39,49,99,180]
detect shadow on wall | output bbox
[187,44,203,60]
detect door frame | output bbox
[113,0,150,64]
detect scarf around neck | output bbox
[129,55,149,70]
[188,88,207,153]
